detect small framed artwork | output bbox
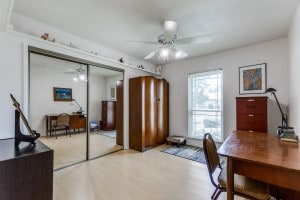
[110,86,116,100]
[53,87,72,101]
[239,63,266,94]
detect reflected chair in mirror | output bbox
[53,113,70,139]
[203,133,270,200]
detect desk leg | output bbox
[227,157,234,200]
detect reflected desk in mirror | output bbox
[46,114,87,137]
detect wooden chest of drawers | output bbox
[236,97,268,133]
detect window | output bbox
[188,70,223,142]
[110,85,116,100]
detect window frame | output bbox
[188,69,224,142]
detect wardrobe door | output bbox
[106,101,116,130]
[157,79,169,144]
[129,77,143,151]
[144,76,158,149]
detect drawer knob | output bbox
[248,114,254,117]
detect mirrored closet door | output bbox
[88,65,123,159]
[29,53,87,170]
[28,50,124,170]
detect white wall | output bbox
[288,3,300,136]
[162,38,288,145]
[89,74,107,124]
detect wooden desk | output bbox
[46,114,87,137]
[218,130,300,200]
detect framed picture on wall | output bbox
[110,86,116,100]
[239,63,266,94]
[53,87,72,101]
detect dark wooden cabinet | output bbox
[0,139,53,200]
[116,80,123,146]
[236,96,268,133]
[100,101,116,131]
[157,79,169,145]
[129,76,169,152]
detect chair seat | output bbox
[218,167,270,200]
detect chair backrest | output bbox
[56,113,69,126]
[203,133,220,187]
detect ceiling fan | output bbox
[64,66,87,81]
[130,21,213,62]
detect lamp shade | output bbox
[265,88,277,93]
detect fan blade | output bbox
[144,51,157,59]
[164,21,177,34]
[175,35,213,45]
[127,40,157,45]
[64,69,77,74]
[173,47,188,59]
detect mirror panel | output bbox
[29,53,87,170]
[88,65,123,159]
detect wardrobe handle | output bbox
[247,99,255,102]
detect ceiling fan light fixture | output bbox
[79,74,86,81]
[73,76,78,81]
[160,48,171,58]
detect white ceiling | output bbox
[14,0,299,64]
[30,53,122,77]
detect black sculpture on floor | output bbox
[10,94,40,147]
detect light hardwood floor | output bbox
[40,131,123,169]
[53,145,236,200]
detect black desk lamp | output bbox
[72,99,84,114]
[265,88,294,136]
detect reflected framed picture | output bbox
[110,85,116,100]
[53,87,72,101]
[239,63,266,94]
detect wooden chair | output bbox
[53,113,70,139]
[203,133,270,200]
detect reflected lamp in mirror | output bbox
[72,98,84,114]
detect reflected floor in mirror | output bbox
[39,131,123,170]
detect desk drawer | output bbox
[237,113,267,132]
[236,97,267,114]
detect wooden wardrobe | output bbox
[100,101,116,131]
[129,76,169,152]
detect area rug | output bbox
[101,131,116,139]
[160,145,206,164]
